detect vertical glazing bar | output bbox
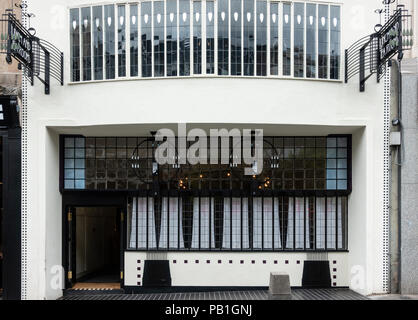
[261,195,264,250]
[178,196,181,250]
[293,196,295,250]
[136,197,138,249]
[168,195,170,250]
[199,194,201,250]
[146,196,149,250]
[240,195,243,250]
[209,195,212,249]
[336,196,338,250]
[325,195,328,250]
[230,194,232,250]
[272,196,274,251]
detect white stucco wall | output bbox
[24,0,386,299]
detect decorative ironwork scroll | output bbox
[1,13,63,94]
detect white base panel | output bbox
[125,252,349,288]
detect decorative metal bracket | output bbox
[1,13,64,94]
[345,6,413,92]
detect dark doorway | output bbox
[71,207,121,289]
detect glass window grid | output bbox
[126,195,348,251]
[62,136,350,192]
[70,1,341,82]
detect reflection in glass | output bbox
[243,0,254,76]
[270,2,279,76]
[330,6,340,80]
[93,6,103,80]
[193,1,202,74]
[218,0,229,75]
[118,5,126,77]
[105,5,115,79]
[70,8,80,82]
[81,7,92,81]
[166,0,178,76]
[282,3,291,76]
[231,0,242,75]
[179,0,191,76]
[256,1,267,76]
[206,1,215,74]
[318,5,328,79]
[141,2,152,77]
[154,1,165,77]
[306,4,316,78]
[294,3,304,78]
[130,4,139,77]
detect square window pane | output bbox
[327,159,337,168]
[327,148,337,158]
[75,180,86,189]
[337,159,347,168]
[337,180,347,190]
[327,180,337,189]
[75,169,85,179]
[75,159,85,168]
[327,137,337,148]
[75,148,85,158]
[65,159,75,169]
[326,169,337,179]
[65,180,75,189]
[65,148,74,158]
[65,138,75,148]
[338,148,347,158]
[337,169,347,179]
[338,137,347,147]
[65,169,75,179]
[75,137,85,148]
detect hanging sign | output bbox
[7,16,32,66]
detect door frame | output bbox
[62,192,127,289]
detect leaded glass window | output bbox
[193,1,202,75]
[217,0,229,75]
[154,1,165,77]
[282,3,291,76]
[256,0,267,76]
[105,5,116,79]
[141,2,152,77]
[231,0,242,76]
[318,4,329,79]
[166,0,178,76]
[93,6,103,80]
[118,5,126,77]
[330,5,340,80]
[130,4,139,77]
[179,0,191,76]
[270,2,279,76]
[206,1,215,74]
[81,7,92,81]
[243,0,254,76]
[294,2,304,78]
[306,3,316,78]
[70,8,80,82]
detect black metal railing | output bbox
[0,13,63,94]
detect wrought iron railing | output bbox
[0,13,63,94]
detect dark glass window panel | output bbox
[231,0,242,76]
[256,0,267,76]
[282,3,291,76]
[118,5,126,77]
[193,1,202,74]
[141,2,152,77]
[104,5,116,79]
[70,8,80,82]
[179,0,191,76]
[306,4,316,78]
[130,4,139,77]
[218,0,229,75]
[294,2,304,77]
[244,0,254,76]
[206,1,215,74]
[318,4,329,79]
[93,6,103,80]
[330,6,340,80]
[154,1,165,77]
[81,7,92,81]
[270,2,279,76]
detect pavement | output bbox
[60,288,368,300]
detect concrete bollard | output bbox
[268,272,292,300]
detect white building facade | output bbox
[22,0,390,300]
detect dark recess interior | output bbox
[75,207,120,284]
